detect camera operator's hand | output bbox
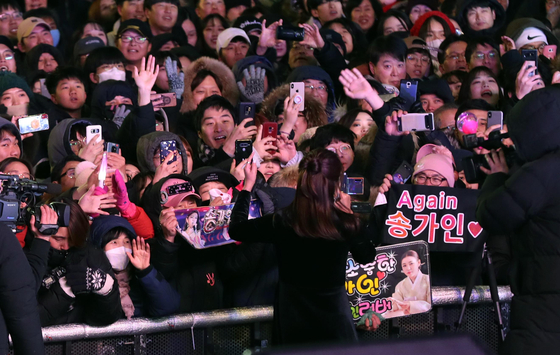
[300,23,324,50]
[378,174,394,194]
[160,207,178,243]
[481,149,509,175]
[65,264,113,296]
[516,61,543,100]
[79,185,117,215]
[242,161,258,192]
[30,205,58,241]
[339,68,384,111]
[385,110,410,136]
[79,134,104,162]
[127,237,150,271]
[334,191,353,214]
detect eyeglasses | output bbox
[437,125,455,131]
[0,51,14,61]
[0,12,22,22]
[414,173,446,185]
[69,139,84,148]
[327,144,352,155]
[292,44,313,51]
[119,35,148,44]
[406,54,430,64]
[60,168,76,179]
[522,43,546,52]
[446,53,466,61]
[99,63,125,72]
[305,84,327,92]
[473,52,498,60]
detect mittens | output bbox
[165,56,185,97]
[65,265,114,296]
[112,170,136,217]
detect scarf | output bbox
[198,138,215,163]
[115,270,135,320]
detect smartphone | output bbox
[238,102,255,127]
[544,45,557,60]
[86,125,102,144]
[521,49,538,77]
[235,139,252,163]
[106,142,120,154]
[399,79,419,111]
[392,161,413,184]
[167,182,194,196]
[276,26,305,41]
[151,92,177,108]
[290,82,305,111]
[262,122,278,151]
[487,111,503,131]
[160,140,177,165]
[397,113,435,132]
[18,114,49,134]
[346,176,365,195]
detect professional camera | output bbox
[27,202,70,235]
[462,131,517,183]
[276,26,304,41]
[0,174,63,232]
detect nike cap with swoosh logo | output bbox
[515,27,548,49]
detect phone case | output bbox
[398,113,434,132]
[106,142,120,154]
[235,139,253,163]
[544,45,557,60]
[487,111,503,130]
[86,125,102,144]
[262,122,278,148]
[399,79,419,110]
[290,82,305,111]
[522,49,538,76]
[152,93,177,108]
[18,114,49,134]
[238,102,256,126]
[160,140,177,164]
[393,161,413,184]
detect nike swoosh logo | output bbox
[527,35,540,40]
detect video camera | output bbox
[0,174,65,232]
[462,131,517,184]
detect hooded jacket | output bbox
[90,80,138,119]
[477,85,560,354]
[455,0,506,39]
[286,66,337,122]
[505,18,560,47]
[89,215,180,318]
[136,131,189,175]
[23,44,65,78]
[180,56,239,113]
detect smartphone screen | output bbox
[160,140,177,164]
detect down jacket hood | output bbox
[456,0,506,38]
[507,85,560,163]
[180,56,239,113]
[136,131,189,174]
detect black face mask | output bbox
[48,247,69,268]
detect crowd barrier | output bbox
[10,285,513,354]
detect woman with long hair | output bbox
[229,149,376,344]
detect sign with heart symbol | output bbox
[468,222,483,238]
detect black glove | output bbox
[65,265,112,296]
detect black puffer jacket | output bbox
[476,85,560,355]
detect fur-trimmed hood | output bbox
[180,56,239,113]
[259,84,327,128]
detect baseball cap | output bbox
[117,19,153,40]
[413,153,455,187]
[189,166,239,191]
[233,15,262,35]
[515,27,548,49]
[17,17,51,43]
[161,178,201,208]
[216,28,250,53]
[74,37,106,58]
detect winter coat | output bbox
[0,224,44,354]
[476,85,560,355]
[229,190,376,344]
[286,66,337,122]
[180,57,239,113]
[455,0,506,40]
[136,131,189,175]
[89,215,180,317]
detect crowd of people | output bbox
[0,0,558,353]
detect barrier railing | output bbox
[36,285,512,343]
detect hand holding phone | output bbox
[521,49,538,77]
[160,140,177,165]
[86,125,102,144]
[397,113,434,132]
[290,82,305,111]
[18,114,49,134]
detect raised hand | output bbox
[299,23,324,50]
[385,110,409,136]
[274,135,297,164]
[79,134,104,162]
[253,125,276,159]
[159,207,178,243]
[133,55,159,106]
[127,237,150,271]
[515,61,543,100]
[222,118,258,156]
[153,152,179,184]
[236,65,266,104]
[339,68,376,100]
[259,19,283,48]
[112,105,131,128]
[79,184,117,215]
[165,56,185,97]
[242,161,258,192]
[499,36,516,56]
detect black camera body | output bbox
[462,131,517,183]
[276,26,305,41]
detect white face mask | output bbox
[427,39,444,49]
[105,246,132,271]
[98,67,126,83]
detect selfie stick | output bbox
[455,244,505,342]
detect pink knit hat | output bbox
[413,153,455,187]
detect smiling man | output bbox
[0,0,22,41]
[144,0,178,36]
[17,16,52,53]
[116,19,152,71]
